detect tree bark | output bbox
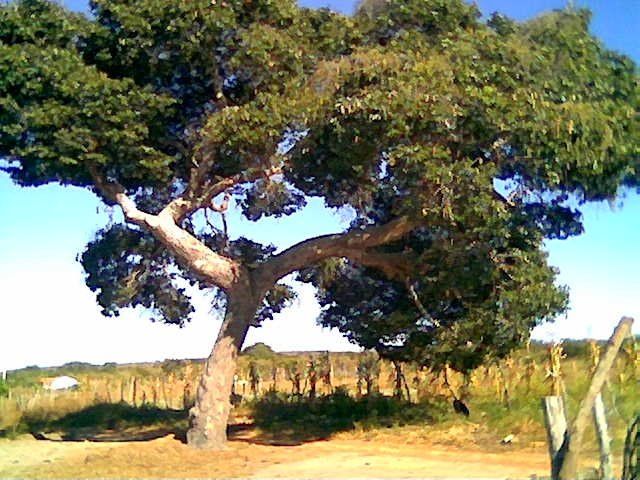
[186,287,258,449]
[593,393,613,480]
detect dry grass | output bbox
[1,339,637,476]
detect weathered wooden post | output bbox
[593,393,613,480]
[105,380,112,403]
[543,395,568,479]
[556,317,634,480]
[622,414,640,480]
[131,377,138,407]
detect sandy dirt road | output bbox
[0,433,552,479]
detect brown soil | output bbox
[0,428,552,479]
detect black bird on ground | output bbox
[453,398,470,417]
[443,368,470,417]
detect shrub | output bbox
[242,343,277,360]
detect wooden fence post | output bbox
[543,396,568,480]
[131,377,138,407]
[152,378,159,406]
[593,393,613,480]
[558,316,634,480]
[161,377,168,408]
[622,414,640,480]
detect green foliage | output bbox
[60,361,95,371]
[254,283,297,325]
[80,225,194,325]
[1,0,637,346]
[356,0,481,46]
[562,339,596,358]
[242,343,277,359]
[311,204,569,372]
[0,0,175,188]
[160,359,188,377]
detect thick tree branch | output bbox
[147,215,245,291]
[340,249,415,280]
[162,165,283,223]
[257,216,418,286]
[89,166,243,291]
[492,189,515,207]
[88,165,151,227]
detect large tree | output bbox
[1,0,637,449]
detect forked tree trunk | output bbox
[186,289,257,449]
[94,168,417,450]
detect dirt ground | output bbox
[0,428,554,479]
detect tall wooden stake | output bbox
[558,316,634,480]
[593,393,613,480]
[543,395,568,480]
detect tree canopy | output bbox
[1,0,638,371]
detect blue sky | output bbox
[1,0,639,370]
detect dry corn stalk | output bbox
[495,363,511,407]
[248,361,261,397]
[131,377,138,406]
[105,380,112,403]
[505,357,519,394]
[319,353,333,394]
[545,342,566,397]
[525,358,537,392]
[152,379,158,406]
[621,338,639,380]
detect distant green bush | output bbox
[562,339,596,358]
[242,343,277,359]
[0,380,9,398]
[61,361,95,371]
[161,359,188,377]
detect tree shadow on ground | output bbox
[23,402,188,442]
[17,393,443,446]
[244,390,442,446]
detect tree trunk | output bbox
[186,289,257,449]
